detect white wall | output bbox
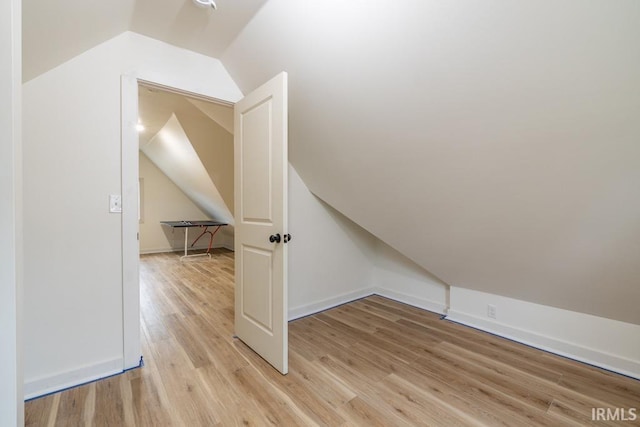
[448,287,640,380]
[222,0,640,325]
[288,166,377,319]
[373,241,448,315]
[22,31,242,398]
[288,164,449,319]
[0,0,23,423]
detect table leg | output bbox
[178,224,222,260]
[184,227,189,258]
[207,226,222,254]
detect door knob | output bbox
[269,233,281,243]
[283,234,292,243]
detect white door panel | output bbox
[234,72,288,374]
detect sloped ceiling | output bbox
[187,98,234,134]
[23,0,134,81]
[138,86,235,212]
[22,0,268,81]
[222,0,640,324]
[23,0,640,325]
[141,113,233,224]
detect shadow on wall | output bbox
[141,113,232,224]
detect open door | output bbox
[234,72,289,374]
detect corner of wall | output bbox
[287,164,451,320]
[372,240,449,315]
[288,165,377,320]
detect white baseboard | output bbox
[288,288,373,321]
[140,242,232,255]
[24,357,123,400]
[288,286,448,321]
[447,287,640,380]
[26,287,638,401]
[372,287,447,315]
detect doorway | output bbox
[121,76,237,370]
[136,84,234,256]
[121,73,290,373]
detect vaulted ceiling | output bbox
[137,85,235,214]
[23,0,640,324]
[22,0,267,81]
[221,0,640,324]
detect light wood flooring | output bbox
[25,250,640,426]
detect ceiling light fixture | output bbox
[192,0,217,10]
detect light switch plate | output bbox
[109,194,122,213]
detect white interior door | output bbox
[234,72,288,374]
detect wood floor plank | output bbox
[546,399,621,427]
[128,375,172,427]
[340,396,407,427]
[231,366,319,426]
[81,384,95,427]
[397,318,564,382]
[46,394,61,427]
[397,353,561,426]
[289,317,355,361]
[288,350,357,410]
[316,310,429,365]
[183,315,249,376]
[195,364,266,426]
[92,377,126,426]
[163,313,213,369]
[24,394,56,427]
[366,297,563,376]
[150,337,221,426]
[24,250,640,426]
[437,340,637,421]
[378,373,483,427]
[320,305,381,334]
[434,342,556,411]
[288,327,328,361]
[349,299,403,322]
[232,341,348,426]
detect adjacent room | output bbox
[137,85,234,257]
[1,0,638,425]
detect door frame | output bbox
[120,74,236,369]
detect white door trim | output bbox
[121,74,141,369]
[120,73,237,370]
[0,0,23,421]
